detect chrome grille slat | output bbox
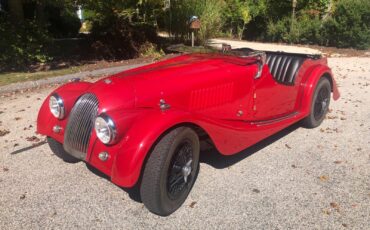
[64,94,99,160]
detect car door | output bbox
[253,66,299,120]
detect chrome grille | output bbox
[64,93,98,160]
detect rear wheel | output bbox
[47,137,80,163]
[140,127,200,216]
[302,77,331,128]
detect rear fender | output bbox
[298,64,340,115]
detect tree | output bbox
[8,0,24,22]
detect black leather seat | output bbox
[266,53,305,85]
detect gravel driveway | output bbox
[0,57,369,229]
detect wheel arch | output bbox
[110,110,214,188]
[299,65,340,116]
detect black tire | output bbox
[47,137,80,163]
[302,77,331,128]
[140,127,200,216]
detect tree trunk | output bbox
[8,0,24,22]
[36,3,46,26]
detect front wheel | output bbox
[140,127,200,216]
[302,77,331,128]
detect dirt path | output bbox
[0,57,369,229]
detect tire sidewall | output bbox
[308,78,331,127]
[158,128,200,214]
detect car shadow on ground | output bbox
[9,140,47,155]
[86,122,301,204]
[85,163,143,203]
[199,123,301,169]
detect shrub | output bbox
[160,0,225,44]
[266,17,291,43]
[47,5,82,38]
[88,17,158,60]
[322,0,370,49]
[0,14,51,71]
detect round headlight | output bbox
[49,94,65,119]
[95,114,116,145]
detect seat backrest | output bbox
[266,53,305,85]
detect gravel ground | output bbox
[0,57,369,229]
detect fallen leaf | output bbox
[0,129,10,137]
[330,202,340,212]
[189,201,197,208]
[285,144,292,149]
[252,188,260,193]
[342,223,348,228]
[334,160,342,164]
[322,209,331,215]
[15,117,21,121]
[23,125,33,131]
[26,136,40,142]
[319,175,328,182]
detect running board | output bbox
[251,111,300,126]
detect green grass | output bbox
[0,66,84,87]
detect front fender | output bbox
[299,64,340,116]
[37,81,92,142]
[110,108,202,187]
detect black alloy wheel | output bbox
[140,127,200,216]
[302,77,331,128]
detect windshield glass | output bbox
[167,44,262,58]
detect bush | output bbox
[322,0,370,49]
[266,17,291,43]
[261,0,370,50]
[47,6,82,38]
[0,14,51,71]
[160,0,225,44]
[89,17,158,60]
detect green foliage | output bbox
[160,0,226,44]
[0,14,51,71]
[224,0,266,39]
[47,5,81,38]
[265,0,370,49]
[322,0,370,49]
[267,14,323,45]
[197,0,226,43]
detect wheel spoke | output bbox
[167,141,194,200]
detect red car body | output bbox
[37,52,340,188]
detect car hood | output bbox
[105,53,257,109]
[87,77,137,112]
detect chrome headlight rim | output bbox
[49,93,65,119]
[94,113,117,145]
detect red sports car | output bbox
[37,46,340,216]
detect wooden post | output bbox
[191,32,195,47]
[189,16,200,47]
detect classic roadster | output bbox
[37,45,339,216]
